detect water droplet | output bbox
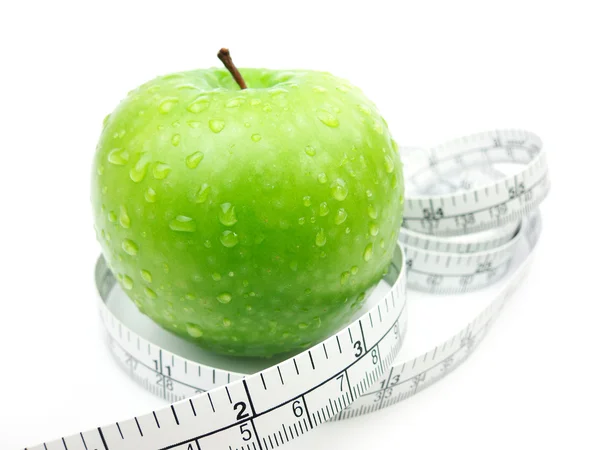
[250,98,262,106]
[186,151,204,169]
[219,203,237,226]
[391,173,398,188]
[334,208,348,225]
[358,104,372,116]
[303,196,311,206]
[336,85,349,93]
[363,243,373,262]
[122,239,139,256]
[97,164,105,175]
[366,189,373,198]
[194,184,211,203]
[316,229,327,247]
[141,270,152,283]
[369,222,379,236]
[289,260,298,271]
[310,216,317,224]
[108,211,117,223]
[186,323,203,338]
[317,109,339,127]
[153,162,171,180]
[108,148,129,165]
[163,263,170,273]
[212,273,222,281]
[187,97,210,113]
[122,275,133,290]
[204,240,212,248]
[262,104,273,112]
[351,266,359,275]
[384,154,395,173]
[380,238,385,248]
[220,230,239,248]
[345,227,351,234]
[129,153,151,182]
[313,86,327,93]
[223,318,232,327]
[298,217,305,225]
[217,292,232,304]
[171,134,181,146]
[298,322,308,329]
[373,122,383,134]
[145,187,156,203]
[209,119,225,133]
[144,287,157,299]
[158,97,178,114]
[244,122,251,128]
[119,205,131,228]
[331,178,348,201]
[340,271,350,285]
[187,120,202,128]
[225,98,242,108]
[317,173,328,184]
[304,145,316,156]
[269,88,288,97]
[319,202,329,216]
[169,215,196,232]
[251,134,262,142]
[368,204,378,219]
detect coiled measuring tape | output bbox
[26,128,549,450]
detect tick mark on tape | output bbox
[153,411,160,428]
[134,417,143,436]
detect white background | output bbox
[0,1,598,448]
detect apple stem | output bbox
[217,48,247,90]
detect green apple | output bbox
[91,49,404,357]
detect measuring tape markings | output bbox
[26,129,549,450]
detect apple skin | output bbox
[91,67,404,357]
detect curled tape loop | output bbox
[28,129,549,450]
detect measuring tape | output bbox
[26,128,549,450]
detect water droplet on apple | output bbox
[305,145,316,156]
[209,119,225,133]
[185,151,204,169]
[373,121,383,135]
[331,178,348,201]
[262,104,273,112]
[380,238,385,248]
[303,196,311,206]
[145,187,157,203]
[223,318,232,327]
[334,208,348,225]
[351,266,359,275]
[177,83,198,91]
[108,211,117,223]
[315,229,327,247]
[97,164,105,175]
[122,275,133,290]
[317,173,328,184]
[391,173,398,188]
[169,215,196,232]
[108,148,129,165]
[129,153,151,182]
[319,202,329,216]
[369,222,379,236]
[119,205,131,228]
[313,86,327,93]
[244,122,251,128]
[384,154,395,173]
[204,240,212,248]
[225,98,243,108]
[212,272,221,281]
[187,120,202,128]
[336,86,349,93]
[251,134,262,142]
[158,97,178,114]
[250,98,262,106]
[317,109,339,128]
[345,227,351,234]
[141,270,152,283]
[366,189,373,198]
[122,239,139,256]
[220,230,239,248]
[340,271,350,285]
[363,243,373,262]
[163,310,174,321]
[219,203,237,226]
[144,287,157,299]
[298,322,308,329]
[152,162,171,180]
[357,104,372,116]
[310,216,317,224]
[298,217,306,225]
[102,186,108,195]
[171,134,181,146]
[194,183,211,203]
[186,323,203,338]
[217,292,232,304]
[187,97,210,113]
[368,204,378,219]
